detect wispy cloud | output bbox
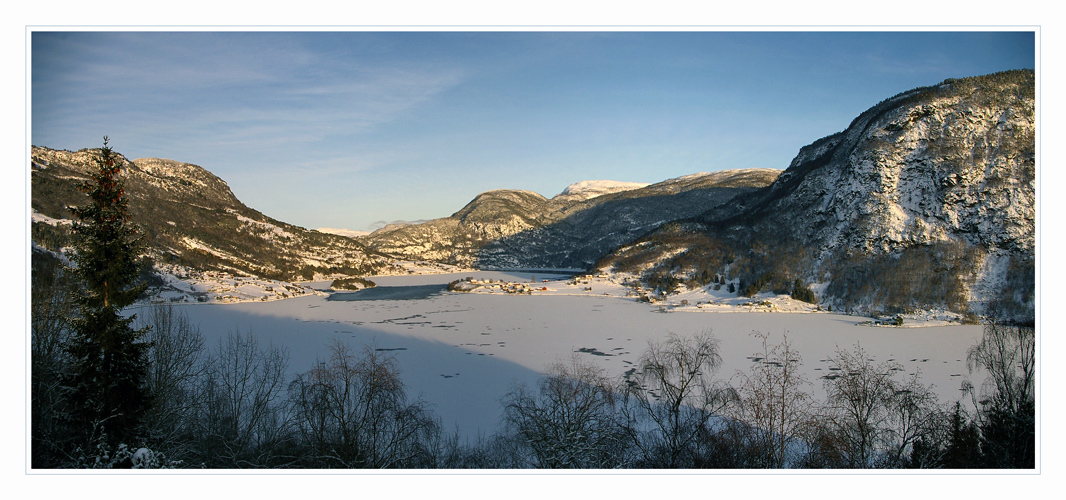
[33,32,466,158]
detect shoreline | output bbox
[140,268,975,329]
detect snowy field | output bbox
[140,271,987,439]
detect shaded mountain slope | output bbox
[361,169,780,269]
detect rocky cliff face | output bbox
[360,169,780,269]
[740,70,1034,257]
[597,70,1035,321]
[31,147,393,281]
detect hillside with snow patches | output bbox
[360,169,779,269]
[595,70,1035,322]
[30,147,442,303]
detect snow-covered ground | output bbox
[146,265,325,304]
[142,260,473,304]
[452,273,968,325]
[31,210,73,227]
[141,271,987,440]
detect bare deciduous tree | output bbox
[288,340,438,468]
[503,356,631,468]
[798,345,950,469]
[729,331,814,468]
[819,343,898,468]
[621,331,736,468]
[966,322,1035,468]
[31,251,77,467]
[966,322,1035,420]
[192,329,290,467]
[137,304,205,460]
[881,370,944,468]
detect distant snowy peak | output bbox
[317,227,370,238]
[368,219,432,233]
[556,180,651,200]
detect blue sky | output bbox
[31,30,1035,231]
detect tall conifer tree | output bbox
[66,137,151,446]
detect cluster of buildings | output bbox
[465,278,548,294]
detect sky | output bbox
[31,30,1035,231]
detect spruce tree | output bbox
[941,402,981,468]
[66,137,152,447]
[979,395,1036,468]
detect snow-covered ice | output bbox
[145,271,987,439]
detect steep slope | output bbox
[31,146,394,281]
[596,70,1035,321]
[360,169,780,269]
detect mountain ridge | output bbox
[359,169,781,269]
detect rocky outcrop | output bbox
[597,70,1035,320]
[744,70,1035,257]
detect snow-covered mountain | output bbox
[31,147,397,282]
[360,169,780,269]
[555,180,651,201]
[596,70,1035,321]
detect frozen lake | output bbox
[152,271,986,439]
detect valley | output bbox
[27,32,1038,471]
[30,71,1034,441]
[33,71,1034,323]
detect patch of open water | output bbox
[327,284,449,301]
